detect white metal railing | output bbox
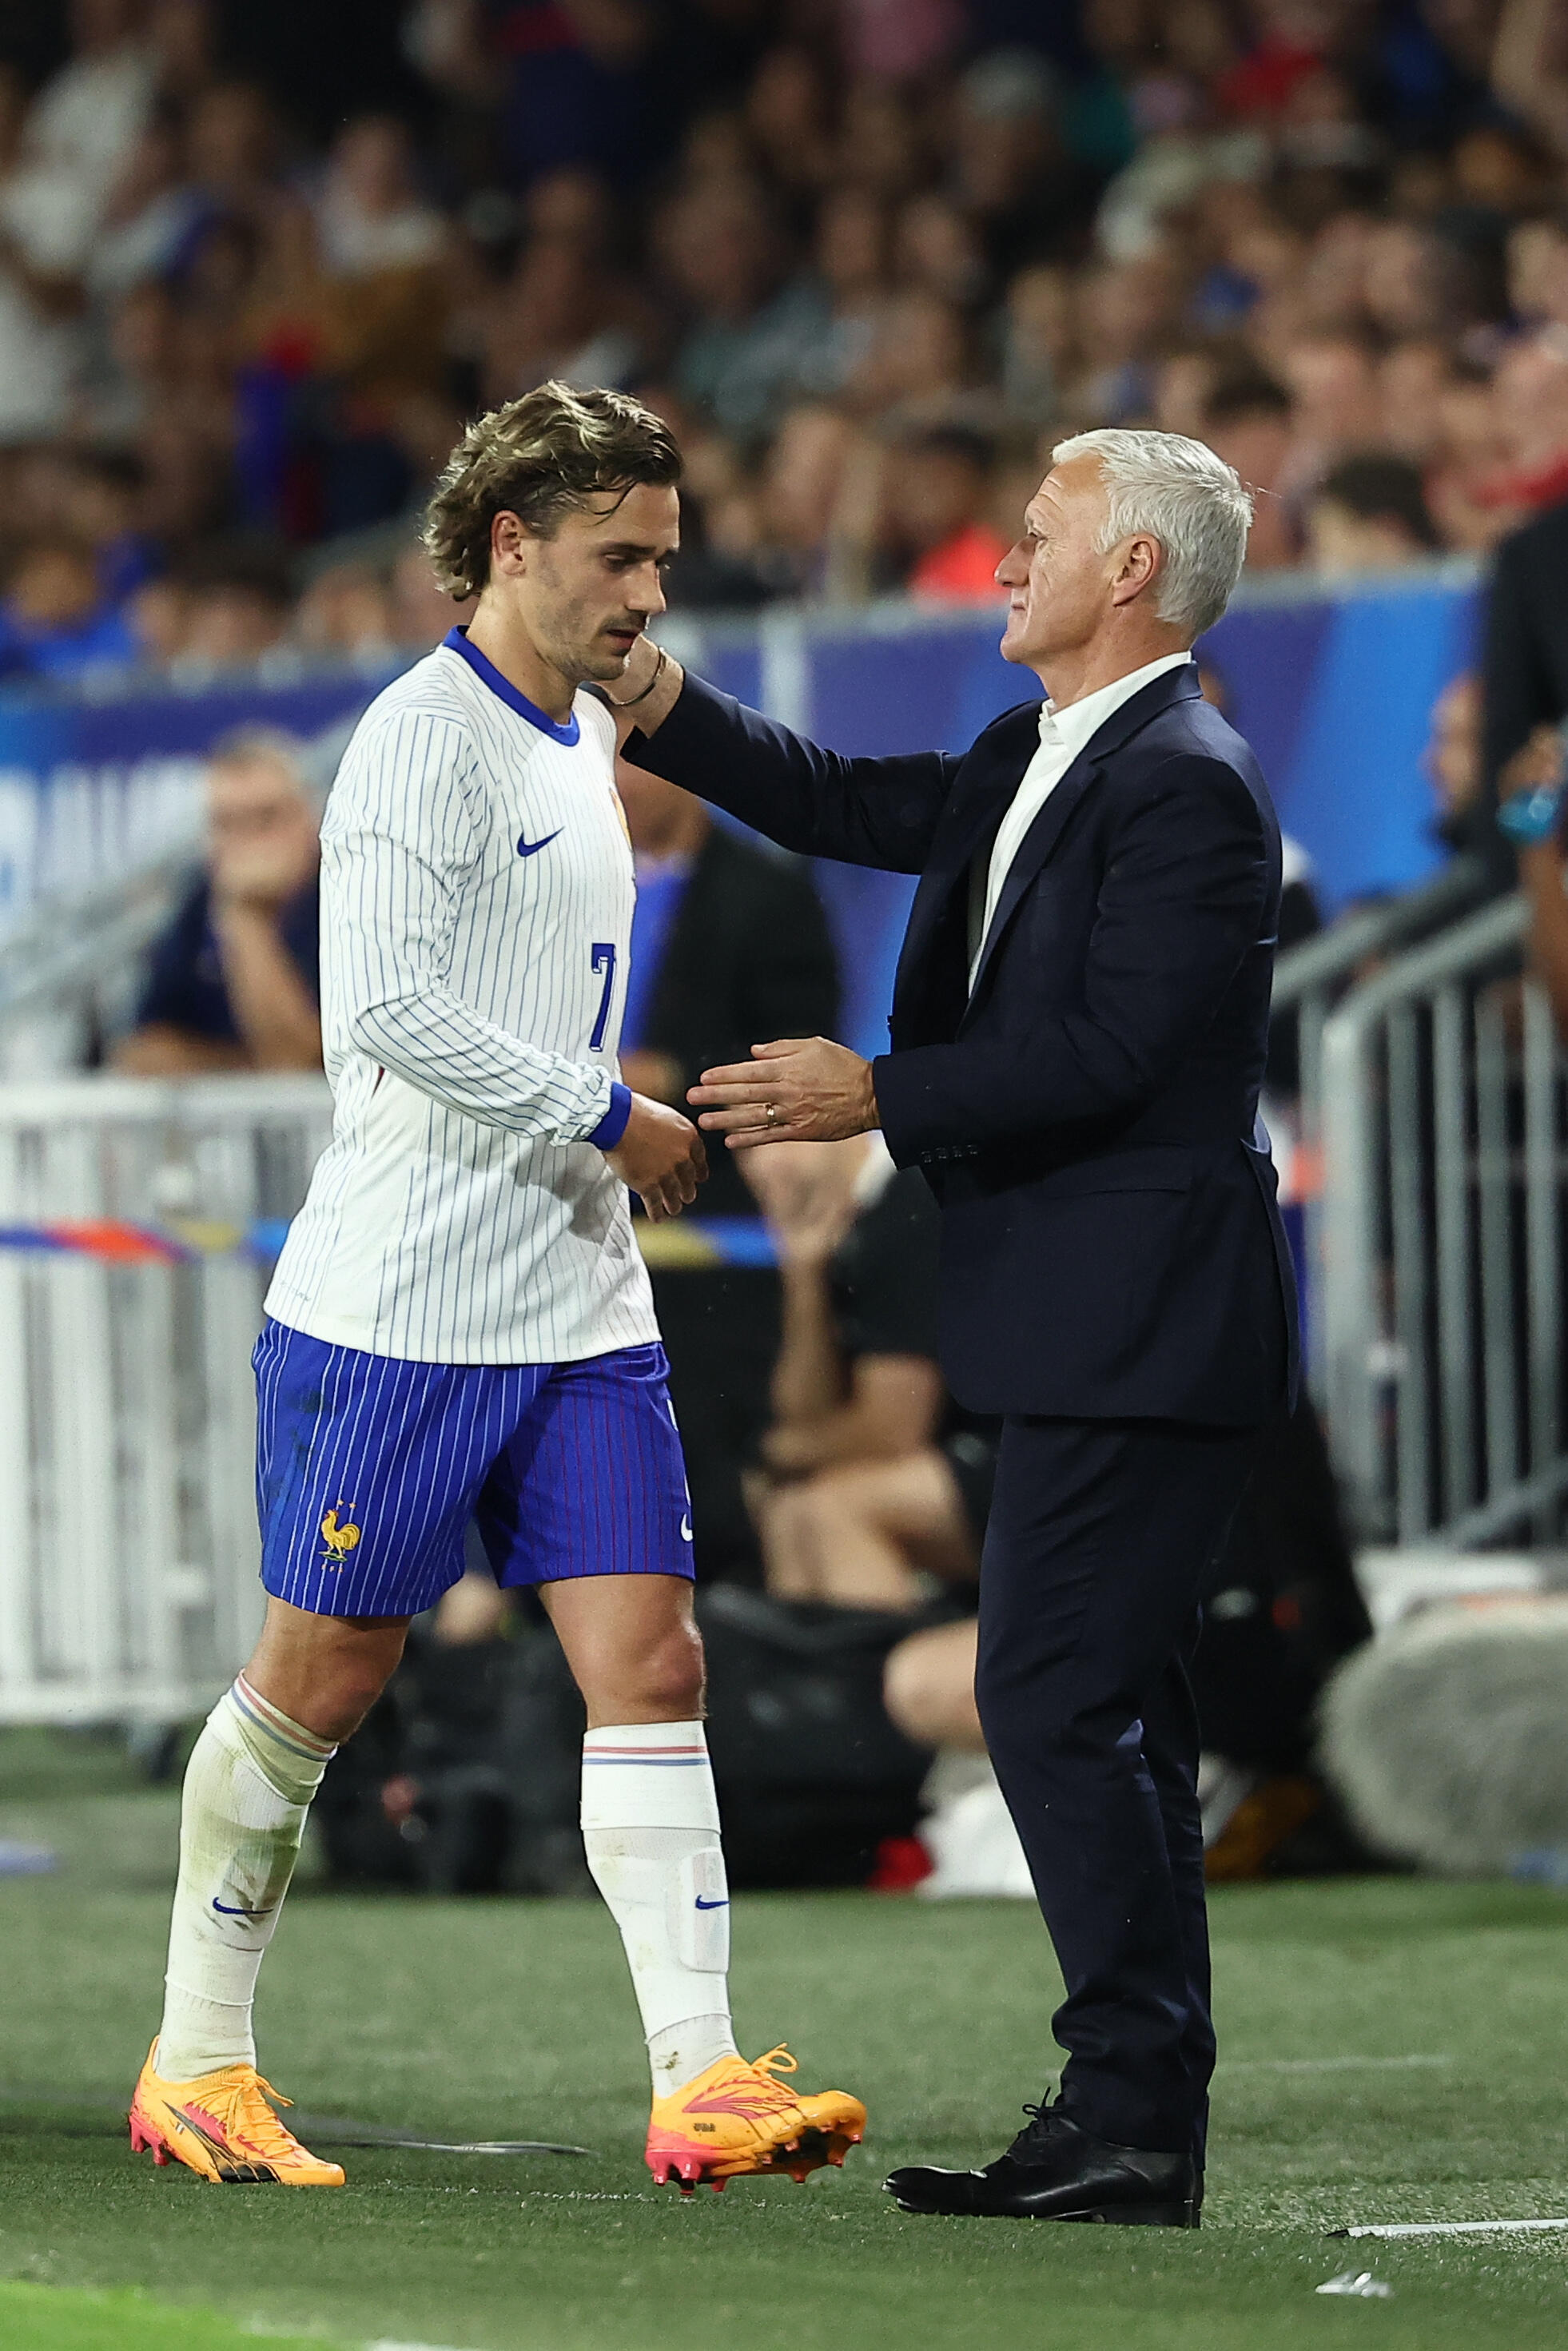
[1318,893,1568,1546]
[0,1075,332,1721]
[1270,854,1490,1408]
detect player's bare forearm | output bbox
[689,1037,879,1150]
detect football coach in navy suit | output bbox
[607,428,1297,2227]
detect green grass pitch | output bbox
[3,1729,1568,2351]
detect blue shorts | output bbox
[253,1319,694,1618]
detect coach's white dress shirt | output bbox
[968,649,1195,988]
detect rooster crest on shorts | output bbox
[318,1505,361,1570]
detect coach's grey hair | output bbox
[1049,428,1253,639]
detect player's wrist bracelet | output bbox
[605,644,667,710]
[1498,783,1566,845]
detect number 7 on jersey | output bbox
[590,941,617,1051]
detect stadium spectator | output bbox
[1497,717,1568,1042]
[390,540,469,646]
[1426,669,1486,852]
[293,559,397,664]
[0,535,137,680]
[3,0,155,269]
[175,539,293,669]
[1304,452,1442,574]
[1480,488,1568,889]
[660,176,825,445]
[0,63,90,446]
[889,423,1010,602]
[0,0,1566,640]
[113,728,321,1075]
[315,116,444,282]
[793,186,893,402]
[750,1140,997,1613]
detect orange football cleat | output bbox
[129,2040,344,2186]
[646,2043,866,2192]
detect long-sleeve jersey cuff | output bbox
[587,1081,632,1150]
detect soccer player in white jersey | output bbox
[130,384,865,2194]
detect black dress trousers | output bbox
[973,1415,1260,2161]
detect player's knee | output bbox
[319,1637,404,1741]
[632,1617,706,1719]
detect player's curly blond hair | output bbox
[422,383,683,600]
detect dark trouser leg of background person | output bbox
[885,1416,1256,2224]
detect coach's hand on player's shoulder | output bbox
[606,1093,708,1221]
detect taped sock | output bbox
[155,1674,335,2082]
[580,1720,739,2094]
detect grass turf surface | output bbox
[3,1732,1568,2350]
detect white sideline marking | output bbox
[1339,2219,1568,2241]
[1226,2055,1451,2073]
[368,2339,474,2350]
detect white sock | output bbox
[156,1675,336,2082]
[580,1720,740,2094]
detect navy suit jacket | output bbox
[630,662,1299,1426]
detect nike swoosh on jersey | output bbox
[516,829,563,857]
[694,1896,729,1910]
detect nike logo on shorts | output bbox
[516,829,563,857]
[694,1896,729,1910]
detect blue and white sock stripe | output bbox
[229,1674,335,1765]
[582,1749,711,1765]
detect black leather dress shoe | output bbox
[884,2106,1200,2226]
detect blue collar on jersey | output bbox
[443,626,580,746]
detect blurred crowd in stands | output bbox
[7,1,1568,682]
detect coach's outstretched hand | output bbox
[690,1037,879,1148]
[607,1093,708,1222]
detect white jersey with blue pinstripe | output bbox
[265,633,659,1364]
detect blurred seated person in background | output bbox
[113,728,321,1075]
[612,751,839,1217]
[0,535,138,681]
[1495,716,1568,1044]
[176,542,294,671]
[1305,455,1441,576]
[1426,670,1484,855]
[751,1134,997,1612]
